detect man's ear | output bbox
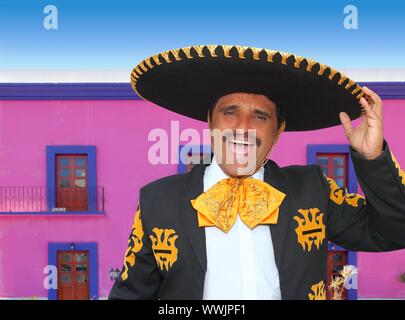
[207,111,212,128]
[273,120,286,145]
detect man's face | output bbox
[208,92,279,177]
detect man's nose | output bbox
[235,114,253,132]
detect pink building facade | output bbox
[0,83,404,299]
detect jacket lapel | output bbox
[264,160,293,270]
[179,164,208,272]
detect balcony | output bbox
[0,186,104,214]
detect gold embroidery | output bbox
[345,79,355,90]
[251,47,262,60]
[144,57,153,69]
[170,49,182,61]
[308,281,326,300]
[357,91,365,99]
[264,49,277,62]
[351,85,362,96]
[294,208,325,252]
[206,45,218,57]
[134,65,143,76]
[139,61,148,73]
[390,151,405,186]
[193,45,205,58]
[279,52,291,65]
[160,51,172,63]
[222,45,233,58]
[317,63,327,76]
[181,47,193,59]
[293,55,305,69]
[130,45,363,105]
[305,58,317,72]
[328,68,338,80]
[327,177,345,205]
[150,228,179,271]
[325,175,365,207]
[235,45,247,59]
[121,207,144,281]
[152,54,162,65]
[344,193,365,207]
[338,74,348,86]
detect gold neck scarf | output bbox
[191,177,286,233]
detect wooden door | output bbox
[327,250,348,300]
[56,155,88,211]
[57,250,89,300]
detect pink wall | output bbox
[0,98,404,298]
[0,99,208,298]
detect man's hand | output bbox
[339,87,384,160]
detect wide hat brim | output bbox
[131,45,365,131]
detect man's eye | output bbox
[254,114,268,120]
[223,110,235,116]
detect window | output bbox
[316,153,348,188]
[307,144,358,193]
[57,250,89,300]
[48,242,98,300]
[56,155,88,211]
[46,146,103,213]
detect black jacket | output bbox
[109,142,405,300]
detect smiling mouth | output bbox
[227,138,256,155]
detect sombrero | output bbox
[130,45,365,131]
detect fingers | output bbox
[362,86,383,118]
[362,86,382,105]
[360,96,379,122]
[359,96,372,114]
[339,112,353,139]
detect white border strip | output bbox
[0,69,404,83]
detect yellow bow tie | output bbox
[191,177,286,233]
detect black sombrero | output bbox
[131,45,365,131]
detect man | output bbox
[109,45,405,300]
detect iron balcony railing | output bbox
[0,186,104,213]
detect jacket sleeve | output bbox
[108,192,161,299]
[321,141,405,252]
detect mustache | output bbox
[222,131,262,147]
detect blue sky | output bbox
[0,0,404,69]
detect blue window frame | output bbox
[307,144,358,193]
[46,146,99,213]
[178,144,212,174]
[48,242,98,300]
[307,144,358,300]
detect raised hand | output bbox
[339,87,384,160]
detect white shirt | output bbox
[202,156,282,300]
